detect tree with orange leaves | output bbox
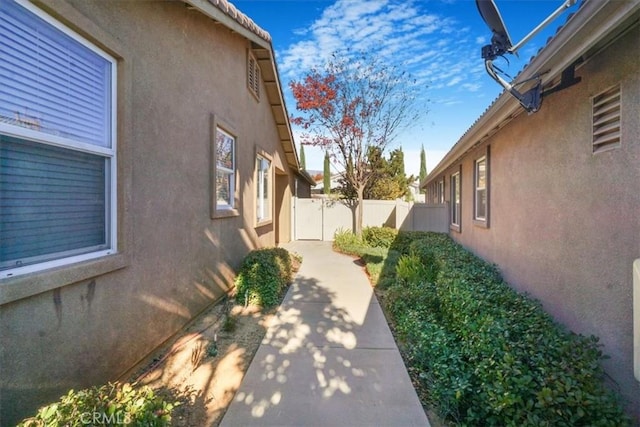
[290,52,425,235]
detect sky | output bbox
[234,0,580,177]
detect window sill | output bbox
[450,224,461,233]
[473,219,489,229]
[255,219,273,228]
[211,208,239,219]
[0,253,128,305]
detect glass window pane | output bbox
[0,135,107,269]
[477,160,486,189]
[256,157,270,221]
[476,189,486,219]
[216,128,234,170]
[216,170,232,208]
[0,1,112,147]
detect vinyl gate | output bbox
[294,198,323,240]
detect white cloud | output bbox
[277,0,497,170]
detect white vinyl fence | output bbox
[293,197,448,241]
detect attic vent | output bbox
[247,51,260,100]
[592,85,621,153]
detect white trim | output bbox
[450,171,461,227]
[214,126,236,210]
[1,1,118,278]
[0,123,114,157]
[0,249,114,280]
[474,156,487,221]
[256,154,271,223]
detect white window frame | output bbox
[438,179,445,204]
[474,156,487,222]
[0,0,117,279]
[255,153,272,225]
[212,125,236,214]
[450,171,461,231]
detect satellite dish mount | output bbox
[476,0,577,113]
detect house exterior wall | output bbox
[0,1,293,423]
[427,25,640,418]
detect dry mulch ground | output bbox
[127,298,277,426]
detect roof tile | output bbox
[207,0,271,42]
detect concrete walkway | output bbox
[220,241,430,426]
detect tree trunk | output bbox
[355,186,364,237]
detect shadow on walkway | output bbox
[220,241,429,426]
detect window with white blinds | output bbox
[0,0,117,277]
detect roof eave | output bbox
[185,0,270,47]
[184,0,301,171]
[423,0,640,188]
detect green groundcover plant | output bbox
[235,247,293,308]
[335,228,630,426]
[18,382,177,427]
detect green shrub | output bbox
[383,232,630,426]
[395,253,425,284]
[235,247,293,308]
[18,382,177,427]
[362,226,398,248]
[332,228,364,256]
[377,249,402,289]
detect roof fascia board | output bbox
[425,0,640,186]
[185,0,269,49]
[257,45,301,170]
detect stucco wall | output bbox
[430,26,640,419]
[0,1,293,423]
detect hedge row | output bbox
[385,232,629,426]
[234,247,294,308]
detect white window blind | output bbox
[0,0,111,148]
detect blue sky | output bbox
[234,0,580,176]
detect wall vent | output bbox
[592,85,621,153]
[247,51,260,100]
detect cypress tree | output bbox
[419,144,427,194]
[300,144,306,170]
[323,152,331,195]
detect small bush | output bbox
[362,226,398,248]
[332,228,364,256]
[235,247,293,308]
[18,382,177,427]
[395,253,426,284]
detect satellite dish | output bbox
[476,0,512,58]
[476,0,578,113]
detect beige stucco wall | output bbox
[0,1,293,423]
[429,25,640,419]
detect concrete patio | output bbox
[220,241,430,426]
